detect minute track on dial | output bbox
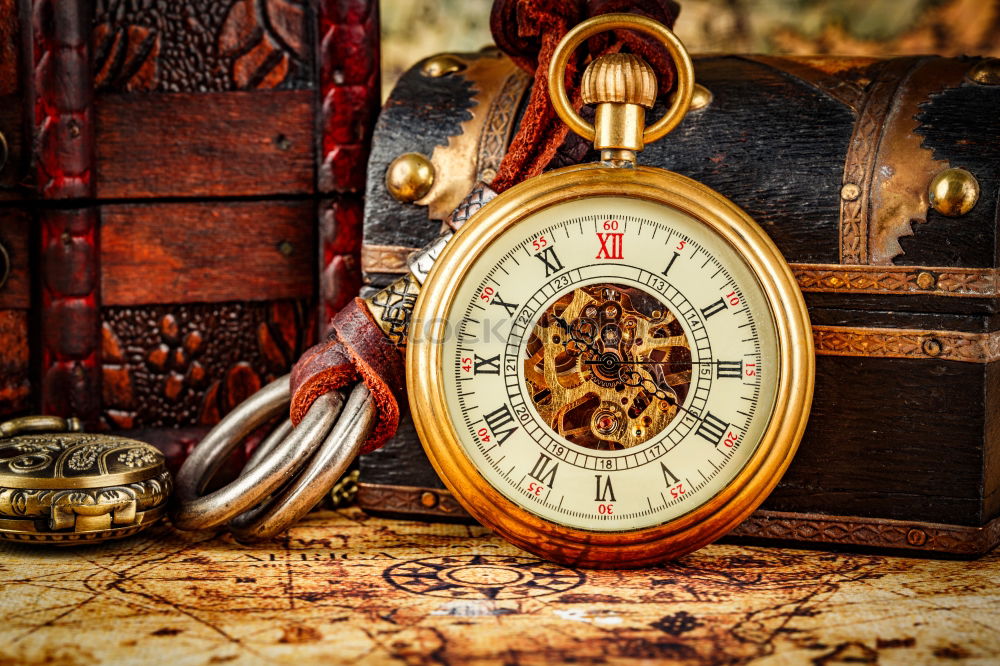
[434,138,765,513]
[419,189,791,537]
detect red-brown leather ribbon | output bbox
[290,299,405,455]
[290,0,681,454]
[490,0,680,192]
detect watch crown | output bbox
[579,53,658,162]
[581,53,657,108]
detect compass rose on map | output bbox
[383,555,584,600]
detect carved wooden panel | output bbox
[0,0,22,200]
[316,0,380,326]
[0,210,29,309]
[8,0,378,431]
[101,300,315,430]
[28,0,102,425]
[93,0,313,92]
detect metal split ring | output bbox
[170,374,375,540]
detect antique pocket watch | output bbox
[407,14,814,568]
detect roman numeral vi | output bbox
[594,475,617,502]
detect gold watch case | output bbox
[406,163,815,568]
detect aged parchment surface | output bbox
[1,507,997,665]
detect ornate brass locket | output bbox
[0,416,171,544]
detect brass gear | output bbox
[523,284,692,451]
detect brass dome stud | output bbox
[966,58,1000,85]
[928,168,979,217]
[671,83,712,111]
[421,54,466,78]
[386,152,435,203]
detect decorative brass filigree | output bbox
[523,284,691,451]
[365,273,421,348]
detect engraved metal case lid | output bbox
[0,427,172,545]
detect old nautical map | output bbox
[1,506,997,664]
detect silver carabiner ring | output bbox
[171,374,344,531]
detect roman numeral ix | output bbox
[473,354,500,375]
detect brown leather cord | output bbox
[329,299,407,454]
[489,0,680,193]
[289,340,356,426]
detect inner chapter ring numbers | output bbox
[447,206,775,531]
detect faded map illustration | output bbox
[0,507,998,664]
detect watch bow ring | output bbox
[547,12,695,150]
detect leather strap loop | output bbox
[289,339,357,426]
[290,298,406,455]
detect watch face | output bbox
[437,195,780,532]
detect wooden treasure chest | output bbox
[0,0,380,456]
[356,49,1000,556]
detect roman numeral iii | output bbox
[715,360,742,379]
